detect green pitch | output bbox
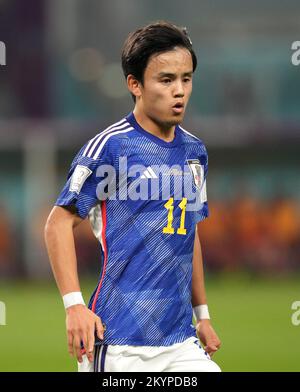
[0,273,299,372]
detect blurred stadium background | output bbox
[0,0,299,371]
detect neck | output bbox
[133,108,176,142]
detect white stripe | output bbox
[86,121,130,158]
[92,127,134,160]
[87,121,130,158]
[83,118,126,156]
[147,166,157,178]
[99,345,104,372]
[88,205,104,250]
[141,175,146,179]
[83,118,127,156]
[200,180,207,203]
[95,345,103,373]
[179,125,201,141]
[144,170,152,179]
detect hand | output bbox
[196,319,221,357]
[66,304,105,363]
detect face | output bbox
[130,47,193,131]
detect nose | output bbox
[173,80,184,97]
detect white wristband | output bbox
[193,304,210,320]
[63,292,85,309]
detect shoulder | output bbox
[80,117,135,161]
[178,125,207,153]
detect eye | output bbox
[161,78,172,84]
[183,77,192,83]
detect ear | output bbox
[127,74,142,99]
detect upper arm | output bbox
[45,205,83,230]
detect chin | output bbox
[151,111,183,128]
[163,118,182,130]
[170,114,184,124]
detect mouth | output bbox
[172,102,184,114]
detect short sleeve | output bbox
[194,143,209,223]
[55,141,115,219]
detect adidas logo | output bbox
[141,167,158,179]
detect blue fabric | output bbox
[56,112,209,346]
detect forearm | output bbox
[45,206,105,363]
[191,223,207,307]
[44,206,82,296]
[192,224,221,354]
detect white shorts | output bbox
[78,337,221,372]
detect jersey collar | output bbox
[126,112,181,148]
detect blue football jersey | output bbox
[56,112,209,346]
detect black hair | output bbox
[121,20,197,101]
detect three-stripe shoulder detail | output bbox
[83,119,134,160]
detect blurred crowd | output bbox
[0,195,299,278]
[0,1,300,281]
[200,195,300,274]
[0,206,18,277]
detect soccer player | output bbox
[44,21,221,372]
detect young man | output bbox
[44,21,221,372]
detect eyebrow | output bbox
[157,71,193,78]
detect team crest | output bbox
[187,159,204,190]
